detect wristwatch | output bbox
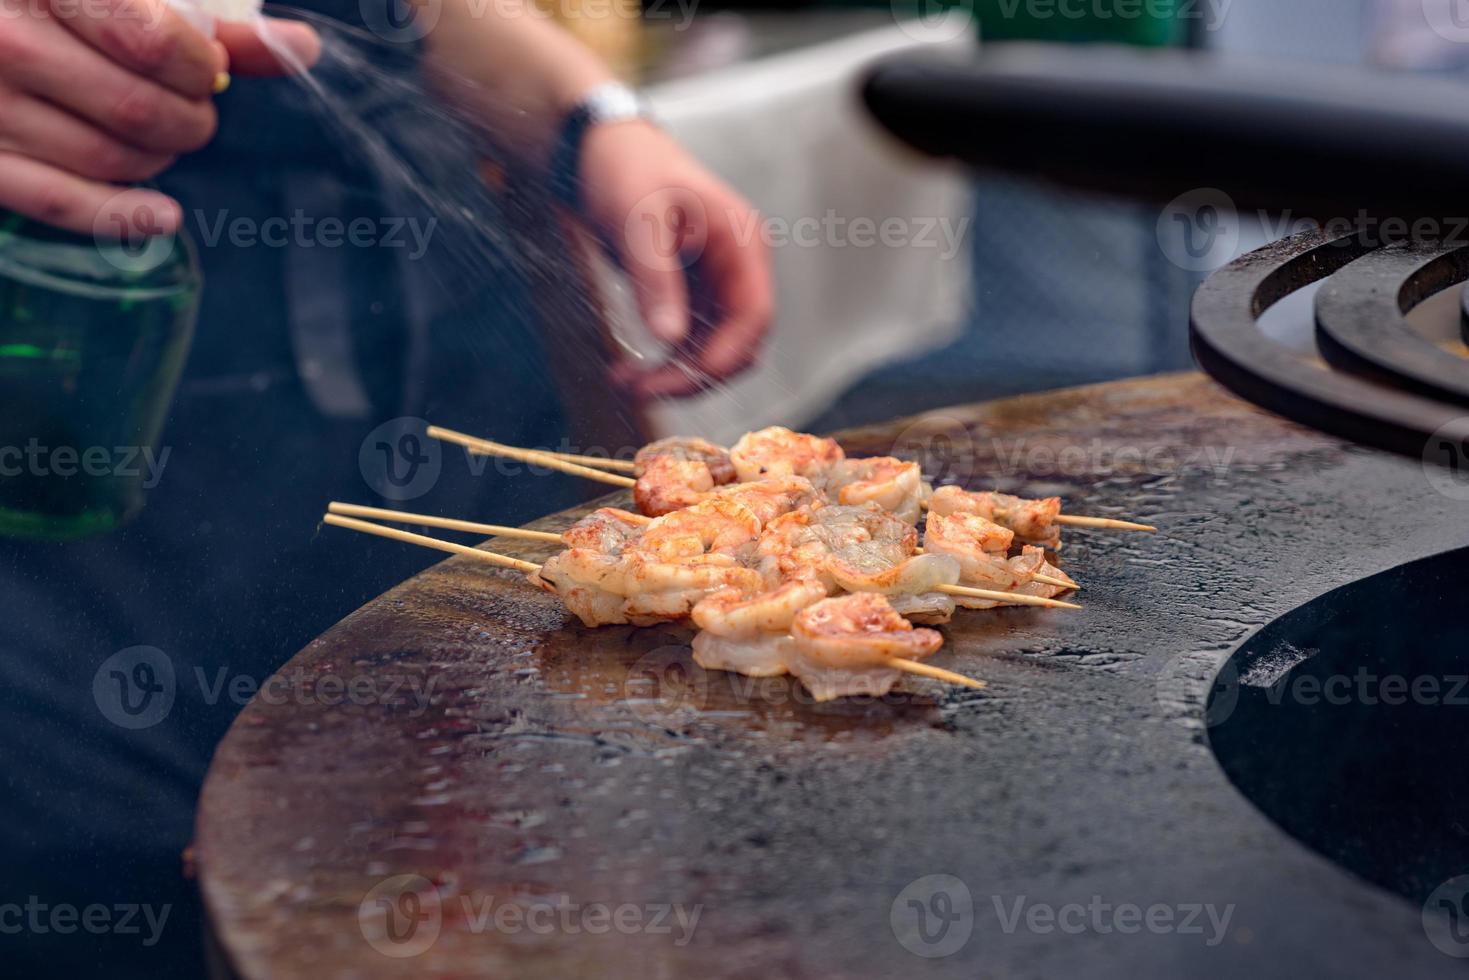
[550,82,657,212]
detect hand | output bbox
[0,0,319,237]
[578,120,774,400]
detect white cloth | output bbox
[600,23,977,444]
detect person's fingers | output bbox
[0,85,175,183]
[0,12,216,154]
[689,191,774,381]
[216,18,322,77]
[45,0,223,99]
[626,360,715,401]
[618,188,695,345]
[0,150,181,236]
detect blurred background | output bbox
[564,0,1450,438]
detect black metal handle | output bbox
[863,43,1469,219]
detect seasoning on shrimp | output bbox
[689,579,827,678]
[828,456,926,524]
[634,436,736,484]
[729,426,845,484]
[788,593,944,702]
[634,455,718,517]
[924,511,1076,607]
[927,485,1063,550]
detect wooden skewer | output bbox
[1054,514,1157,532]
[937,584,1082,610]
[322,514,543,575]
[889,659,986,690]
[462,444,637,473]
[327,503,565,543]
[475,439,1154,536]
[920,497,1154,532]
[427,426,637,488]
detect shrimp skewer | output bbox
[925,511,1077,607]
[759,504,1080,613]
[729,426,846,484]
[690,579,827,677]
[474,433,1156,534]
[827,456,928,524]
[322,516,990,695]
[788,594,982,701]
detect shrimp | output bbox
[830,456,926,524]
[788,593,944,702]
[927,485,1062,549]
[729,426,845,484]
[560,507,650,554]
[925,512,1075,608]
[827,553,961,625]
[634,436,736,485]
[634,455,716,517]
[537,503,763,627]
[689,579,828,677]
[633,498,762,564]
[755,503,918,592]
[538,548,764,627]
[709,476,822,525]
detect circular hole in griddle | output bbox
[1206,546,1469,904]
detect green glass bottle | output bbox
[0,212,200,540]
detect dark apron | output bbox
[0,9,586,976]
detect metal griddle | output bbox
[195,374,1469,978]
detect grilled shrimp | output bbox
[634,455,717,517]
[927,485,1062,549]
[634,436,736,485]
[689,579,828,677]
[831,456,925,524]
[538,543,763,627]
[756,503,918,591]
[710,476,823,525]
[826,552,960,597]
[925,511,1075,607]
[692,578,829,637]
[560,507,650,554]
[788,593,944,701]
[729,426,845,483]
[634,498,762,563]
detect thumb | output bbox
[620,189,703,345]
[627,254,690,347]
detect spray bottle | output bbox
[0,0,262,540]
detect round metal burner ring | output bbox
[1191,228,1469,461]
[1315,239,1469,406]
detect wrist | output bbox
[549,82,658,212]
